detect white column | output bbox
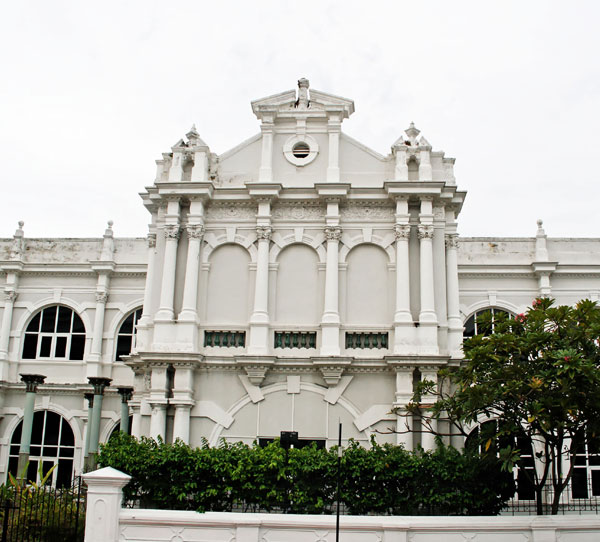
[420,366,438,451]
[258,117,274,182]
[178,224,204,322]
[130,404,142,438]
[320,224,342,356]
[173,405,192,443]
[445,234,463,358]
[149,363,169,441]
[393,201,414,354]
[418,198,438,355]
[0,290,17,358]
[155,224,180,322]
[394,145,408,181]
[171,362,195,444]
[88,290,108,374]
[418,146,432,181]
[149,404,167,440]
[136,233,157,350]
[327,115,341,182]
[418,224,436,323]
[168,150,184,182]
[248,225,272,354]
[394,367,414,450]
[191,150,209,182]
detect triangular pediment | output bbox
[252,79,355,121]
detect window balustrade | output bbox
[274,331,317,349]
[203,330,246,348]
[345,332,389,349]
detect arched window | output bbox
[463,307,513,339]
[115,308,143,361]
[22,306,85,360]
[466,421,534,500]
[8,410,75,487]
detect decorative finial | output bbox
[107,220,113,229]
[405,122,420,145]
[537,219,543,228]
[18,221,24,229]
[186,124,200,145]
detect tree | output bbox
[409,298,600,514]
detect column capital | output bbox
[88,377,112,395]
[147,233,157,248]
[4,290,17,303]
[117,387,134,403]
[84,392,95,408]
[394,224,411,239]
[164,225,180,239]
[186,224,205,240]
[417,224,434,239]
[256,226,272,240]
[95,291,108,304]
[445,234,459,249]
[19,373,46,393]
[324,226,342,241]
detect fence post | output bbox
[82,467,131,542]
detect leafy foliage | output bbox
[410,298,600,514]
[99,433,512,515]
[0,464,85,541]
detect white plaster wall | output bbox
[204,244,251,325]
[345,244,390,326]
[274,244,319,325]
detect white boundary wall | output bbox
[83,467,600,542]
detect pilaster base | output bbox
[175,321,199,352]
[417,322,439,355]
[248,323,270,356]
[319,325,340,356]
[393,322,416,355]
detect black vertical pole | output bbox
[336,422,342,542]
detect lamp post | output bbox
[17,373,46,483]
[336,422,342,542]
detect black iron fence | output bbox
[505,477,600,515]
[0,477,86,542]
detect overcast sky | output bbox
[1,1,599,239]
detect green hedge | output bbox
[98,434,514,515]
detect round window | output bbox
[283,135,319,166]
[292,142,310,159]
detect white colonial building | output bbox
[1,79,599,488]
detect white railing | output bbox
[83,467,600,542]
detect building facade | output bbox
[1,80,600,486]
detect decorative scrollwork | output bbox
[324,226,342,241]
[186,224,205,240]
[445,234,459,249]
[394,224,411,239]
[417,225,434,240]
[255,226,272,240]
[147,233,157,248]
[164,225,180,239]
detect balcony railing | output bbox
[274,331,317,349]
[345,332,388,349]
[204,330,246,348]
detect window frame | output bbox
[22,305,86,361]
